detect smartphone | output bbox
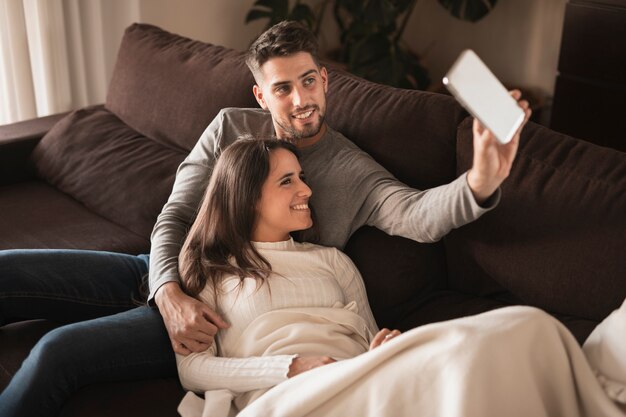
[443,49,524,144]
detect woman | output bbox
[175,139,626,417]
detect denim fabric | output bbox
[0,250,149,325]
[0,250,177,416]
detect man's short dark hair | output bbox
[246,21,320,82]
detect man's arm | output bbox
[147,108,274,355]
[148,111,230,355]
[359,92,530,243]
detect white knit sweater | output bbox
[175,238,379,394]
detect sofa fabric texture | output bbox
[449,119,626,322]
[31,106,187,239]
[1,22,625,417]
[106,23,258,153]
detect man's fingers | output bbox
[177,334,214,353]
[203,307,230,329]
[509,89,521,100]
[172,339,192,356]
[184,339,212,353]
[187,328,216,346]
[472,118,485,136]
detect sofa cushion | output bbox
[325,68,465,190]
[445,118,626,322]
[106,23,258,152]
[344,226,448,329]
[326,73,466,330]
[0,181,149,254]
[30,106,186,239]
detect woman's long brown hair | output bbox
[178,138,316,298]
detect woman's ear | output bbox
[253,85,268,110]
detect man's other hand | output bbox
[154,281,229,355]
[467,89,532,205]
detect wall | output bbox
[314,0,568,98]
[2,0,568,124]
[402,0,568,96]
[131,0,568,98]
[137,0,265,52]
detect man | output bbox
[0,21,530,416]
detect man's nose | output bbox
[291,85,304,107]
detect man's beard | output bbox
[279,109,325,141]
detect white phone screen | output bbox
[443,50,524,144]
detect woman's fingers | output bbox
[370,328,402,350]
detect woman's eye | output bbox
[281,178,292,185]
[300,175,307,183]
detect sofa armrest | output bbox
[0,112,69,185]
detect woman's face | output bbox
[252,148,313,242]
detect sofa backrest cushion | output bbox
[325,67,465,190]
[106,23,258,152]
[445,118,626,322]
[31,106,187,238]
[323,67,466,327]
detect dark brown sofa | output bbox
[1,23,625,417]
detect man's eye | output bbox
[304,78,315,86]
[276,86,289,94]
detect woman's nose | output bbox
[298,180,312,197]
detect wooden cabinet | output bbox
[550,0,626,152]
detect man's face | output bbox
[253,52,328,146]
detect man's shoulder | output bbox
[218,107,271,125]
[322,127,377,165]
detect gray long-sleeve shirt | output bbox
[148,108,499,300]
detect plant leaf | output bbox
[437,0,497,22]
[245,9,273,23]
[290,4,316,29]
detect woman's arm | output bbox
[176,348,297,393]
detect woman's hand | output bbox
[369,328,401,350]
[287,356,336,378]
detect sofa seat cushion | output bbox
[60,378,184,417]
[30,106,187,239]
[0,180,149,254]
[445,118,626,324]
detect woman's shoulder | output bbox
[294,241,350,263]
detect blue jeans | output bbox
[0,250,177,417]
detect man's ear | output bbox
[253,85,268,110]
[320,66,328,94]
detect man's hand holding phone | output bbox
[443,50,532,204]
[468,90,532,205]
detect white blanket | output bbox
[180,305,625,417]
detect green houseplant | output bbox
[246,0,497,89]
